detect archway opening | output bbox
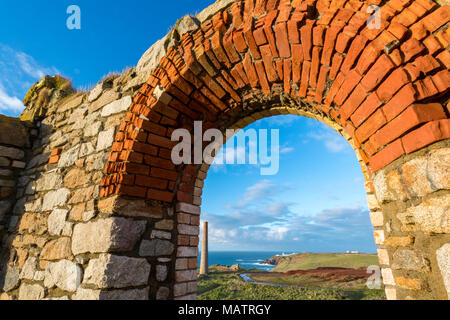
[196,114,386,300]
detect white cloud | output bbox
[0,84,24,112]
[280,147,294,154]
[0,43,60,115]
[306,123,350,153]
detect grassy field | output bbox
[197,268,385,300]
[197,253,386,300]
[273,253,379,272]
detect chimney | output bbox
[200,221,209,275]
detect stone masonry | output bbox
[0,0,449,300]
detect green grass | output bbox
[273,253,379,273]
[197,268,386,300]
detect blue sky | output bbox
[0,1,376,253]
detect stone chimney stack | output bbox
[200,221,209,275]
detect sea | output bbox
[198,251,296,271]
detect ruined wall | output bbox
[0,0,449,300]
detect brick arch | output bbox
[96,0,450,300]
[1,0,449,301]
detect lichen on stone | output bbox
[20,75,75,122]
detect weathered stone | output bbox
[2,267,20,292]
[378,249,390,266]
[176,15,200,36]
[79,142,95,157]
[83,254,151,289]
[384,236,415,248]
[428,148,450,190]
[88,83,104,102]
[178,224,200,236]
[96,128,115,151]
[0,116,28,147]
[405,196,450,234]
[0,157,10,166]
[381,268,395,286]
[436,243,450,299]
[48,209,68,236]
[98,196,164,218]
[58,145,81,168]
[139,239,174,257]
[155,219,174,231]
[177,246,198,258]
[69,203,85,221]
[366,194,381,211]
[18,283,45,300]
[176,270,197,282]
[40,238,72,261]
[176,202,200,215]
[88,90,121,113]
[370,211,384,227]
[392,249,423,270]
[373,230,385,245]
[44,260,82,292]
[156,287,170,300]
[84,121,103,137]
[42,188,71,211]
[395,277,422,290]
[0,146,24,160]
[64,168,90,188]
[72,218,146,255]
[73,287,149,300]
[68,185,97,204]
[35,171,63,192]
[18,213,47,235]
[0,200,11,217]
[196,0,234,23]
[20,256,37,280]
[0,169,13,177]
[101,96,132,117]
[152,230,172,240]
[156,265,168,282]
[401,157,433,197]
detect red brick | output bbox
[402,119,450,154]
[377,68,410,102]
[360,54,395,92]
[355,109,387,143]
[387,22,408,40]
[292,44,304,83]
[263,11,280,58]
[340,84,368,121]
[423,36,443,56]
[253,27,267,45]
[383,83,417,121]
[432,70,450,93]
[355,43,380,75]
[370,139,405,172]
[147,189,174,202]
[392,8,418,27]
[299,61,311,97]
[242,52,260,87]
[222,30,241,63]
[372,103,446,148]
[351,92,383,128]
[334,69,362,106]
[274,22,291,58]
[232,30,247,53]
[135,175,168,189]
[243,20,262,59]
[313,25,326,46]
[329,54,344,80]
[324,72,345,106]
[117,185,147,198]
[422,5,450,32]
[315,66,330,103]
[283,59,292,94]
[416,0,438,11]
[125,163,150,176]
[414,77,439,100]
[309,46,322,88]
[341,35,368,73]
[300,22,314,61]
[254,60,271,94]
[49,155,59,164]
[288,20,302,44]
[260,45,279,82]
[150,167,178,181]
[400,38,426,63]
[321,26,341,66]
[436,50,450,69]
[335,33,352,53]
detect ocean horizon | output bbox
[197,251,297,271]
